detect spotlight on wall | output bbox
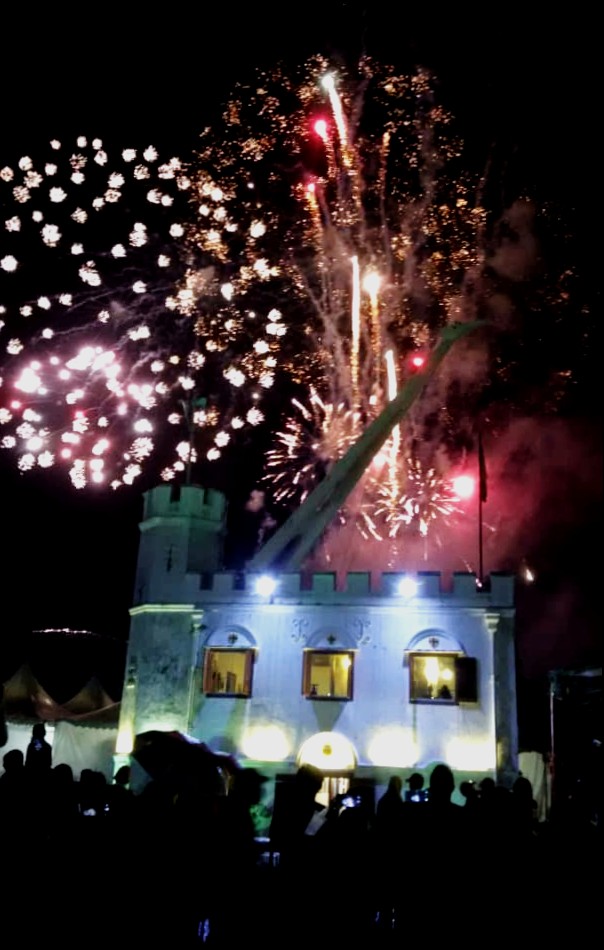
[397,577,418,599]
[255,574,277,598]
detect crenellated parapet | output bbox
[134,485,227,603]
[195,569,514,608]
[141,483,226,525]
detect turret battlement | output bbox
[196,570,514,607]
[142,484,226,524]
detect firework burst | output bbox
[264,388,362,505]
[1,54,578,550]
[0,137,289,487]
[372,458,464,539]
[196,56,488,539]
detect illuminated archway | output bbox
[297,731,357,773]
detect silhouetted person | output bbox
[460,779,480,812]
[25,723,52,775]
[270,764,324,874]
[223,768,266,865]
[0,747,24,780]
[404,771,428,803]
[511,774,537,844]
[23,724,53,834]
[476,777,517,848]
[269,765,325,942]
[1,747,36,890]
[206,768,268,947]
[107,764,135,821]
[428,763,459,807]
[479,776,496,805]
[320,789,375,940]
[78,768,108,817]
[0,748,28,818]
[374,775,406,931]
[114,763,131,787]
[376,775,404,825]
[48,763,80,825]
[403,763,464,900]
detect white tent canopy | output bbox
[1,720,118,781]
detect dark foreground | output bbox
[2,811,599,948]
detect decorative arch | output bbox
[202,624,257,649]
[305,626,357,650]
[405,627,466,655]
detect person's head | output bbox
[32,723,46,740]
[407,772,424,792]
[79,768,95,788]
[429,764,455,803]
[460,780,478,802]
[480,776,496,797]
[296,764,323,797]
[387,775,403,795]
[53,763,74,785]
[3,749,24,772]
[114,765,131,787]
[512,775,533,803]
[231,767,268,806]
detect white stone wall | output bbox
[188,596,504,774]
[118,485,517,785]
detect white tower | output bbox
[116,484,227,759]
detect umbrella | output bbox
[132,730,239,798]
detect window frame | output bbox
[202,646,255,698]
[302,649,355,701]
[408,650,461,705]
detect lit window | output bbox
[303,651,354,700]
[203,648,254,697]
[409,652,477,704]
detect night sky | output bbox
[0,7,599,743]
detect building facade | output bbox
[116,484,518,805]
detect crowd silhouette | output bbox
[0,726,599,948]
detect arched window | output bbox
[302,628,356,700]
[406,629,478,705]
[201,626,256,698]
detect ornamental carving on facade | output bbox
[351,616,371,645]
[291,616,309,643]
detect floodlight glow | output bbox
[255,574,277,597]
[367,728,419,768]
[115,723,134,755]
[398,577,418,598]
[241,725,290,761]
[446,737,496,771]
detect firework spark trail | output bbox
[350,254,360,405]
[384,348,400,493]
[195,57,487,541]
[0,137,288,487]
